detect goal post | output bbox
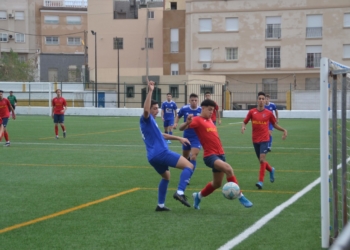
[320,58,350,248]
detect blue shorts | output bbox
[182,137,201,151]
[203,154,226,173]
[53,114,65,124]
[253,142,269,159]
[213,120,217,126]
[149,150,181,175]
[163,119,174,128]
[2,117,9,127]
[269,123,274,131]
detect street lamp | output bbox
[91,30,97,107]
[115,37,120,108]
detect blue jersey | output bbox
[265,102,277,114]
[140,115,168,161]
[161,101,177,120]
[178,105,202,139]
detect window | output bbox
[113,37,123,49]
[45,36,59,45]
[67,37,81,45]
[170,86,179,98]
[126,86,135,98]
[171,63,179,75]
[148,11,154,19]
[68,65,77,82]
[18,55,26,63]
[344,13,350,27]
[0,11,7,20]
[170,29,179,53]
[266,16,281,39]
[44,15,59,24]
[199,18,212,32]
[266,47,280,68]
[199,48,212,62]
[262,78,278,99]
[15,33,25,43]
[305,78,320,90]
[170,2,177,10]
[306,15,322,38]
[226,48,238,60]
[225,17,238,31]
[306,45,322,68]
[66,16,81,24]
[0,33,8,42]
[15,11,24,20]
[344,44,350,58]
[145,38,153,49]
[200,86,213,94]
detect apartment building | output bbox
[0,0,42,80]
[88,0,164,83]
[186,0,350,108]
[39,0,88,82]
[163,0,186,75]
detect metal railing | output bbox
[265,28,281,39]
[306,57,321,68]
[265,58,281,68]
[306,27,322,38]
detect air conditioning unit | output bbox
[202,63,211,69]
[8,13,14,18]
[8,34,14,40]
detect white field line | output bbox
[218,157,350,250]
[12,142,319,150]
[229,122,243,124]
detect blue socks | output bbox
[158,179,169,205]
[178,167,193,192]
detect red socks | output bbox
[60,124,66,131]
[55,125,59,136]
[227,176,238,185]
[201,182,216,197]
[259,162,273,182]
[4,131,9,141]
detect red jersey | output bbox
[0,98,11,118]
[243,108,276,143]
[189,116,225,157]
[0,117,2,125]
[211,102,219,122]
[52,97,67,115]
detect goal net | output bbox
[320,58,350,248]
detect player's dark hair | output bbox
[0,90,3,93]
[166,93,171,96]
[205,91,211,95]
[201,99,216,107]
[189,93,198,98]
[265,94,270,98]
[150,99,158,108]
[258,91,266,97]
[56,89,61,93]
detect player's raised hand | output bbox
[148,80,155,91]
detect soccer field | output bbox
[0,115,323,249]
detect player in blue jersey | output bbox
[174,93,202,184]
[161,93,177,144]
[140,80,194,211]
[264,94,279,152]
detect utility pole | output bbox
[91,30,97,108]
[83,30,87,83]
[116,37,120,108]
[0,41,2,59]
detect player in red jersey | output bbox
[205,92,221,125]
[179,99,253,209]
[52,89,67,139]
[0,117,4,141]
[0,90,16,146]
[241,91,287,190]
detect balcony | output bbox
[43,0,88,8]
[265,58,280,68]
[306,27,322,38]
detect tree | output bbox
[0,49,35,81]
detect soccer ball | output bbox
[222,182,240,200]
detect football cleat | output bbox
[173,192,191,207]
[63,131,66,138]
[270,167,275,183]
[192,192,201,210]
[155,205,171,212]
[256,181,263,190]
[239,196,253,208]
[4,142,10,147]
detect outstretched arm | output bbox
[275,109,279,123]
[273,123,287,140]
[163,133,190,146]
[179,114,193,131]
[143,80,155,119]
